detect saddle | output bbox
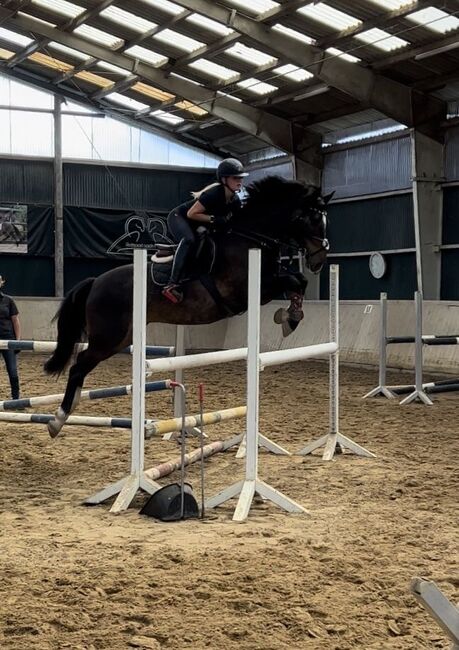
[150,232,216,288]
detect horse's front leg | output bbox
[273,273,308,337]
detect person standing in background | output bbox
[0,275,21,399]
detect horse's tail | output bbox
[44,278,95,376]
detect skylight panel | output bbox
[237,78,277,95]
[105,93,150,111]
[0,28,33,47]
[272,24,316,44]
[326,46,360,63]
[140,0,183,15]
[150,109,184,125]
[273,64,313,82]
[225,43,276,66]
[355,28,408,51]
[297,3,361,30]
[0,48,14,60]
[28,52,73,72]
[406,7,459,34]
[132,82,174,102]
[48,42,90,61]
[124,45,167,67]
[74,70,113,87]
[226,0,279,14]
[73,25,123,49]
[153,29,204,52]
[186,14,233,36]
[31,0,84,18]
[96,61,131,77]
[101,7,157,33]
[188,59,238,82]
[366,0,415,8]
[175,100,207,116]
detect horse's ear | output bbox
[322,191,335,204]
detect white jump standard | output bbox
[297,265,375,461]
[205,249,308,522]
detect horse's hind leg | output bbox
[47,348,107,438]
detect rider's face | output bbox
[225,176,244,193]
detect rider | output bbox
[162,158,248,303]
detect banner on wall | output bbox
[0,204,28,253]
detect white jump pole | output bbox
[297,265,375,460]
[85,249,161,511]
[362,292,396,400]
[205,248,308,522]
[411,578,459,649]
[400,291,433,405]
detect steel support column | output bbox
[53,95,64,298]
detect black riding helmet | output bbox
[217,158,248,180]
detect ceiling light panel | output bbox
[17,12,56,28]
[189,59,239,82]
[140,0,183,15]
[0,28,33,47]
[225,43,277,66]
[48,42,90,61]
[226,0,279,15]
[150,109,184,125]
[105,93,150,111]
[326,47,360,63]
[153,29,204,52]
[297,3,361,30]
[366,0,415,8]
[237,78,277,95]
[406,7,459,34]
[272,23,316,44]
[124,45,168,67]
[273,64,313,82]
[186,14,233,36]
[31,0,84,18]
[73,25,124,49]
[100,7,157,33]
[355,28,409,51]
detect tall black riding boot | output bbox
[11,376,20,400]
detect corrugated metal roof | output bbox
[0,0,457,158]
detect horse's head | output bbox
[289,188,333,274]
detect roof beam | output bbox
[0,7,322,164]
[172,0,446,137]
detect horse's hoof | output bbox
[274,308,289,324]
[47,420,62,438]
[281,320,294,337]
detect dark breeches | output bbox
[167,210,198,284]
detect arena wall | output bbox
[15,297,459,375]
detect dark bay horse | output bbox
[44,175,332,437]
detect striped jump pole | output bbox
[391,380,459,396]
[0,411,157,429]
[0,380,172,411]
[0,339,174,357]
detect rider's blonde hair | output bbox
[191,182,220,200]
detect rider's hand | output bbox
[210,214,231,230]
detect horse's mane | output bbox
[245,175,317,211]
[236,175,319,230]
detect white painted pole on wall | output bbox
[54,94,64,298]
[85,249,161,510]
[297,265,375,460]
